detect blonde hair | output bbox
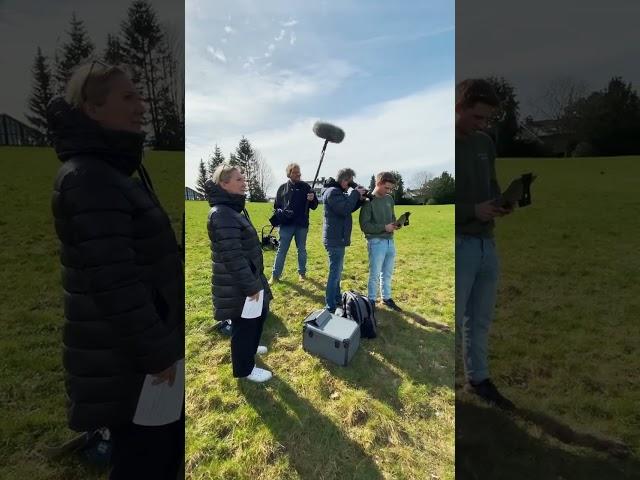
[286,162,300,178]
[212,163,242,184]
[65,61,129,109]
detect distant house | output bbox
[519,118,574,156]
[405,188,427,205]
[185,186,205,200]
[0,113,47,146]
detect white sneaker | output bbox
[256,345,268,355]
[244,367,272,383]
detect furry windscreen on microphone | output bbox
[313,121,345,144]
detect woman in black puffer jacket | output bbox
[48,62,183,479]
[206,164,273,383]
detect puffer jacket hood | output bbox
[205,179,246,212]
[46,96,145,176]
[321,177,342,195]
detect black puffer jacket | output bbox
[206,180,272,320]
[48,97,184,431]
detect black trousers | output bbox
[231,302,269,377]
[109,407,184,480]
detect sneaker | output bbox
[268,275,279,286]
[243,367,272,383]
[298,273,306,281]
[382,298,402,312]
[464,378,515,411]
[256,345,268,355]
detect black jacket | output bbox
[205,180,272,320]
[274,180,318,228]
[48,97,184,431]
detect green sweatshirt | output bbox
[456,131,501,238]
[359,194,396,240]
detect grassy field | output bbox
[456,156,640,479]
[0,147,184,479]
[185,201,455,479]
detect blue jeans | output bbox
[324,246,346,311]
[271,225,308,277]
[366,238,396,302]
[456,235,499,384]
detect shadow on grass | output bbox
[456,399,640,480]
[401,310,452,332]
[239,375,384,480]
[278,279,325,306]
[203,311,289,347]
[261,311,290,344]
[375,309,454,386]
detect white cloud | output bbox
[221,37,228,44]
[275,29,285,41]
[224,25,234,34]
[206,45,227,63]
[290,31,296,45]
[268,43,275,52]
[282,19,298,27]
[186,83,454,192]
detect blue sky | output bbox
[186,0,454,193]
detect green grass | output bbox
[456,156,640,479]
[185,201,455,479]
[0,147,184,479]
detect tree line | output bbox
[26,0,183,150]
[196,138,455,205]
[196,137,274,203]
[484,75,640,157]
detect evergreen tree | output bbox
[121,0,181,149]
[55,13,95,94]
[26,47,54,140]
[248,178,267,202]
[390,171,405,204]
[368,175,376,191]
[104,34,125,65]
[208,145,225,177]
[196,159,208,196]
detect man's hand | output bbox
[355,186,367,198]
[384,223,398,232]
[475,200,511,222]
[152,363,177,386]
[248,291,260,302]
[307,192,315,202]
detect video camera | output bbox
[348,181,374,201]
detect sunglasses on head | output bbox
[81,59,112,103]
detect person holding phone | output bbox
[358,171,403,311]
[455,78,515,410]
[206,164,273,383]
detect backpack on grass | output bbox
[339,291,377,339]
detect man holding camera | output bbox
[269,163,318,284]
[456,78,514,410]
[359,171,402,311]
[321,168,366,313]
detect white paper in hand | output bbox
[133,358,184,426]
[241,289,264,319]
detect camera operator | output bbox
[269,163,318,284]
[321,168,366,313]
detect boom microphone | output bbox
[313,121,345,144]
[309,121,345,203]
